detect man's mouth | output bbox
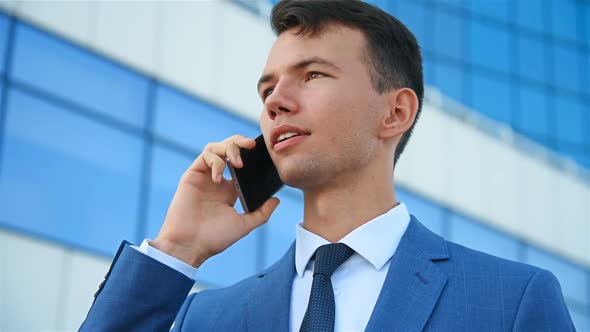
[273,132,310,152]
[270,124,311,150]
[277,132,302,143]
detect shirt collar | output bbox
[294,202,411,278]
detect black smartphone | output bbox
[227,135,283,213]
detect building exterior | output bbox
[0,0,588,330]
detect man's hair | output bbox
[271,0,423,166]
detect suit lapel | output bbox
[365,217,449,332]
[246,243,296,332]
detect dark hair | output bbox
[271,0,423,165]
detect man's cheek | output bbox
[259,116,270,134]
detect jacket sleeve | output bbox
[79,241,195,332]
[512,268,576,331]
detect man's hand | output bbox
[151,135,280,268]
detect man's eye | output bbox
[263,87,274,99]
[307,72,325,80]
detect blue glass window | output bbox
[261,187,303,268]
[433,10,465,60]
[423,56,436,87]
[0,88,143,256]
[449,214,520,261]
[549,0,578,43]
[469,21,510,73]
[436,0,468,9]
[397,188,446,236]
[517,34,546,83]
[145,145,194,240]
[578,155,590,170]
[555,94,584,145]
[469,0,509,21]
[154,84,259,150]
[11,23,149,128]
[147,144,260,287]
[433,61,465,104]
[395,1,429,51]
[471,73,512,125]
[525,246,588,306]
[514,0,544,33]
[555,143,586,166]
[0,14,10,75]
[517,84,549,144]
[553,45,583,94]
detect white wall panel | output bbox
[17,0,93,46]
[553,174,588,261]
[478,136,521,235]
[92,0,160,75]
[518,154,556,249]
[446,115,484,219]
[60,251,110,331]
[0,230,67,331]
[157,1,221,102]
[0,231,5,330]
[396,104,450,202]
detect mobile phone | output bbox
[227,135,283,213]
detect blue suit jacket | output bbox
[80,217,575,331]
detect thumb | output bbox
[242,197,280,231]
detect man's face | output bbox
[259,26,387,190]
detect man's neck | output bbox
[301,166,397,243]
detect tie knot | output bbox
[312,243,354,277]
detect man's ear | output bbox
[379,88,419,140]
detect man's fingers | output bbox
[200,151,225,183]
[242,197,280,231]
[206,136,256,157]
[224,135,256,149]
[226,142,243,168]
[189,135,256,175]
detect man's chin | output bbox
[277,162,324,190]
[277,164,307,189]
[277,170,305,189]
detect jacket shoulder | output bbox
[427,239,573,330]
[444,239,540,277]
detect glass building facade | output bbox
[0,0,588,330]
[372,0,589,170]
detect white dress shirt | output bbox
[132,203,410,332]
[133,239,198,279]
[290,203,410,332]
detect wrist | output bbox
[151,237,209,268]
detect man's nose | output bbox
[264,82,298,120]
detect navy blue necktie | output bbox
[299,243,355,332]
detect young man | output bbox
[81,1,574,331]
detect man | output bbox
[81,1,574,331]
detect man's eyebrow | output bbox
[257,56,342,93]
